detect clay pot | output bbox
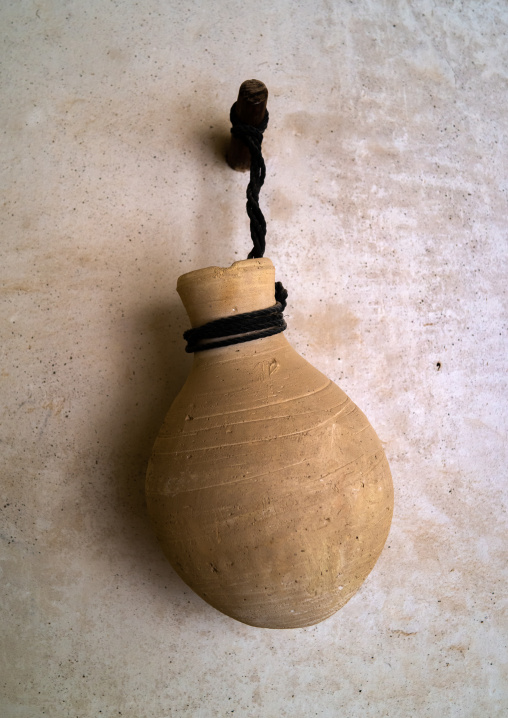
[146,258,393,628]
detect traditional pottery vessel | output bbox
[146,258,393,628]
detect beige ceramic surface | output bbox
[147,258,393,628]
[1,0,507,716]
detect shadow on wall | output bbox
[92,294,211,615]
[86,84,241,619]
[205,126,231,165]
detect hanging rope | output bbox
[183,90,288,353]
[229,102,269,259]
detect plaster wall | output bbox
[1,1,507,716]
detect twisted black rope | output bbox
[184,282,288,353]
[183,99,289,353]
[230,102,268,259]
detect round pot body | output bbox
[146,258,393,628]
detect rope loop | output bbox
[184,281,288,353]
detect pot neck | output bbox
[177,258,277,328]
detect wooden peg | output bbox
[227,79,268,171]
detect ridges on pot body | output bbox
[146,258,393,628]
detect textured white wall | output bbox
[1,1,507,716]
